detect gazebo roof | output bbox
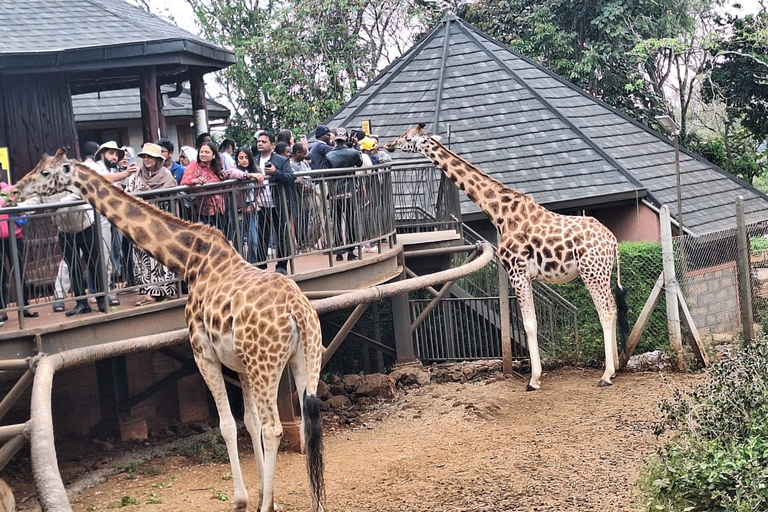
[0,0,234,92]
[326,15,768,236]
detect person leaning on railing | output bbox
[0,182,37,324]
[180,141,226,232]
[226,145,264,264]
[123,143,178,306]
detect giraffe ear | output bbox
[431,135,442,142]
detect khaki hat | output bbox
[95,141,125,160]
[137,143,164,159]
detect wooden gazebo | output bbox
[0,0,235,182]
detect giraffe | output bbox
[16,150,325,512]
[385,124,629,390]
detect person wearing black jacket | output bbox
[253,132,295,275]
[326,127,363,261]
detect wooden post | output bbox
[497,239,513,374]
[189,70,209,136]
[391,260,417,364]
[660,206,684,370]
[139,67,160,143]
[736,196,755,343]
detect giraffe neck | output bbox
[417,138,533,225]
[71,163,232,279]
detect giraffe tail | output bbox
[614,243,630,350]
[303,390,325,511]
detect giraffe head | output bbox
[384,124,437,154]
[15,148,78,200]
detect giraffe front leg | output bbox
[193,355,249,511]
[514,277,542,391]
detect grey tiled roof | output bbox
[327,15,768,236]
[72,86,230,123]
[0,0,234,70]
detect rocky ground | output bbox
[9,363,702,511]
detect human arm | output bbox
[268,155,295,184]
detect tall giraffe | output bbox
[385,124,629,390]
[16,150,325,512]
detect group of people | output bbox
[0,125,390,322]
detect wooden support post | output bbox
[736,196,755,343]
[189,70,209,136]
[498,253,513,375]
[677,288,709,367]
[391,262,417,364]
[660,206,684,370]
[139,67,160,143]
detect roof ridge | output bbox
[453,18,646,194]
[332,17,450,129]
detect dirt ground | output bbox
[14,367,700,512]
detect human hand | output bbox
[250,173,265,183]
[126,163,139,174]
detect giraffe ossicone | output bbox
[16,149,325,512]
[385,125,629,390]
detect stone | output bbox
[355,374,395,399]
[389,364,431,387]
[626,350,673,371]
[326,395,352,410]
[342,374,363,393]
[316,379,331,399]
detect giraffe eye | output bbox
[41,171,51,177]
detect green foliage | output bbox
[120,495,138,507]
[637,337,768,511]
[186,0,432,137]
[175,435,230,464]
[704,11,768,142]
[751,235,768,253]
[550,242,666,363]
[686,129,768,185]
[145,492,163,505]
[211,489,229,502]
[116,460,140,480]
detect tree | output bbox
[183,0,434,139]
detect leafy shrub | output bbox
[550,241,667,363]
[636,337,768,511]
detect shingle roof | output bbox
[0,0,234,72]
[327,15,768,236]
[72,86,230,123]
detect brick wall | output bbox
[682,261,740,336]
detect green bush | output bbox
[550,241,667,363]
[636,337,768,511]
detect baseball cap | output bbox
[314,125,331,138]
[334,127,349,142]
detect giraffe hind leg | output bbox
[513,277,542,391]
[583,276,618,387]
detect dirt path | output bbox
[25,368,698,511]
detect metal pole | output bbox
[736,196,755,343]
[674,133,683,236]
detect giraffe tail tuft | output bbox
[614,284,629,350]
[303,390,325,511]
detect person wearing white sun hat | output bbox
[123,143,178,306]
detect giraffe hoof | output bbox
[597,379,613,387]
[525,384,539,392]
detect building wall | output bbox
[594,202,660,243]
[0,73,78,183]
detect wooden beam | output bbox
[677,287,709,368]
[139,67,160,143]
[620,272,664,368]
[189,70,209,136]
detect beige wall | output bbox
[595,202,660,243]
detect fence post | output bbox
[735,196,755,343]
[660,205,684,370]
